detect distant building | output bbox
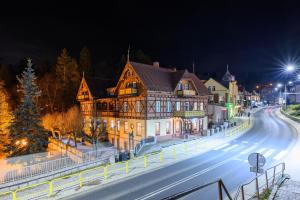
[260,85,277,105]
[77,61,209,151]
[204,66,241,123]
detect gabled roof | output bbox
[129,61,208,95]
[204,78,228,91]
[84,76,114,98]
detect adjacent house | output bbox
[77,61,209,152]
[204,66,240,123]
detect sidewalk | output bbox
[139,109,256,156]
[272,179,300,200]
[275,109,300,181]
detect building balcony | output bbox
[174,110,205,118]
[118,88,138,96]
[77,95,90,101]
[177,90,196,96]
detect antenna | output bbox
[127,44,131,63]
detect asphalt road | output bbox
[66,107,298,200]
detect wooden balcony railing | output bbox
[173,110,205,118]
[177,90,196,96]
[118,88,138,96]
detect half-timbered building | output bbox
[77,61,209,151]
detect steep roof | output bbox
[84,76,114,98]
[129,61,208,95]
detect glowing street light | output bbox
[277,83,283,88]
[286,64,295,72]
[275,87,278,91]
[288,81,293,85]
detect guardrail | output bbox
[0,120,251,200]
[234,162,285,200]
[0,147,116,187]
[161,179,232,200]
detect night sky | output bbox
[1,1,300,89]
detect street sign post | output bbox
[248,152,266,198]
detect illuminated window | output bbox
[193,102,197,110]
[136,122,142,136]
[155,101,161,112]
[124,121,128,132]
[200,102,204,111]
[166,122,171,134]
[175,120,180,132]
[110,120,114,129]
[178,82,182,90]
[176,101,181,111]
[155,122,160,135]
[117,120,120,132]
[135,100,141,112]
[124,102,128,112]
[184,102,189,111]
[166,101,171,112]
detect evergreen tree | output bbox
[79,46,92,76]
[0,81,13,158]
[8,59,47,156]
[55,48,80,111]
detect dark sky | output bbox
[1,0,300,89]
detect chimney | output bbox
[153,61,160,68]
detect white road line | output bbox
[242,141,249,144]
[134,158,232,200]
[213,143,229,150]
[274,150,288,161]
[256,148,267,154]
[263,149,276,158]
[222,144,239,152]
[239,145,257,155]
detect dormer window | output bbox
[178,82,183,90]
[184,83,189,90]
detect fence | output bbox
[0,121,251,200]
[0,146,116,187]
[234,162,286,200]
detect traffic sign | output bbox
[250,166,264,174]
[248,153,266,168]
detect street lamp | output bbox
[286,64,295,72]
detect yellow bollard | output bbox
[144,155,148,168]
[104,166,108,180]
[160,151,163,163]
[125,161,129,175]
[173,146,177,159]
[12,192,17,200]
[49,181,53,197]
[79,173,83,188]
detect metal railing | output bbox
[161,179,232,200]
[234,162,286,200]
[0,147,116,186]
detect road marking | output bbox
[222,144,239,152]
[274,150,288,161]
[239,145,257,155]
[242,141,249,144]
[213,143,229,150]
[134,158,232,200]
[263,149,276,158]
[256,148,267,154]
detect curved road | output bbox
[66,107,298,200]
